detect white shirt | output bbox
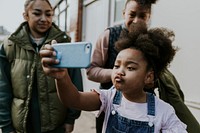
[96,88,187,133]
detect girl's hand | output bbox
[40,42,68,79]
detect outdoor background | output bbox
[0,0,199,132]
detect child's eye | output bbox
[127,67,135,71]
[114,65,119,69]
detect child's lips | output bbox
[115,77,122,82]
[114,76,123,89]
[115,75,123,82]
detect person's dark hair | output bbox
[115,21,177,78]
[125,0,159,10]
[24,0,53,12]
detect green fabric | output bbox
[158,69,200,133]
[0,22,83,133]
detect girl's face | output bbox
[123,0,151,29]
[112,48,153,101]
[24,0,53,38]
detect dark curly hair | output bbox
[115,21,177,78]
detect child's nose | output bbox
[117,69,125,76]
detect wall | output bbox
[150,0,200,122]
[82,0,110,91]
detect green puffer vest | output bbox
[3,22,71,133]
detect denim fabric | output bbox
[106,91,155,133]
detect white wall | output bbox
[150,0,200,122]
[82,0,110,91]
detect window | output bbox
[114,0,125,22]
[52,0,69,32]
[110,0,126,26]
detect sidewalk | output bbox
[0,111,96,133]
[73,111,96,133]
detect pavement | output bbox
[0,111,96,133]
[73,111,96,133]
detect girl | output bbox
[40,22,187,133]
[86,0,200,132]
[87,1,158,131]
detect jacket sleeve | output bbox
[0,44,15,132]
[64,68,83,124]
[158,69,200,133]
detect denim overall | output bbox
[105,91,155,133]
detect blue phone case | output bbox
[52,42,92,68]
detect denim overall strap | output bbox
[147,93,155,116]
[146,93,155,130]
[113,90,122,105]
[106,91,155,133]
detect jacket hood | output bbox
[8,22,69,50]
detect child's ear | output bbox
[145,71,154,85]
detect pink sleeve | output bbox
[161,105,187,133]
[86,29,113,83]
[95,89,114,117]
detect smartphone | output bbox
[52,42,92,68]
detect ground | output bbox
[0,111,96,133]
[73,111,96,133]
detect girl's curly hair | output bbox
[115,21,177,78]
